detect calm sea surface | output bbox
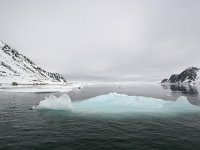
[0,84,200,150]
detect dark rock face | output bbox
[169,74,179,83]
[161,78,168,84]
[178,67,199,82]
[47,72,66,83]
[161,67,200,84]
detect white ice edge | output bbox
[0,84,82,93]
[68,80,160,88]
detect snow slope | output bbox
[0,40,66,85]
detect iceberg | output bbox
[32,92,200,115]
[32,94,72,111]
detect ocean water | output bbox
[0,84,200,150]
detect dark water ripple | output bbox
[1,85,200,150]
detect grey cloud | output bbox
[0,0,200,81]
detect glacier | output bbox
[32,93,200,115]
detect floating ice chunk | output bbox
[32,93,200,114]
[32,94,72,111]
[162,96,200,112]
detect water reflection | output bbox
[161,84,200,106]
[162,84,198,96]
[170,85,198,96]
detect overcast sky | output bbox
[0,0,200,81]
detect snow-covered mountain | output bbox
[0,40,66,85]
[161,67,200,85]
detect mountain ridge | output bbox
[161,67,200,85]
[0,40,66,85]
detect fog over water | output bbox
[0,0,200,81]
